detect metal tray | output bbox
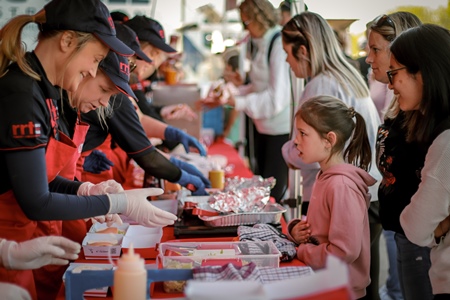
[198,203,286,227]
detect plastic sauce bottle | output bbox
[113,244,147,300]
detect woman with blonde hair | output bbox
[0,0,176,298]
[281,11,381,212]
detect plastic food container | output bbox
[158,241,281,293]
[198,203,286,227]
[121,225,163,259]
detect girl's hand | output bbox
[435,215,450,239]
[290,219,311,244]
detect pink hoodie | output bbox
[287,163,376,299]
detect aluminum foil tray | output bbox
[198,203,286,227]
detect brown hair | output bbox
[296,95,372,171]
[239,0,278,30]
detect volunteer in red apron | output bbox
[60,50,139,247]
[0,1,176,299]
[34,51,138,300]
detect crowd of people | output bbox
[0,0,448,299]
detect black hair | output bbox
[390,24,450,144]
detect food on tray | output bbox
[163,259,194,293]
[96,227,119,234]
[87,240,118,247]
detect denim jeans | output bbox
[395,233,433,300]
[384,230,403,300]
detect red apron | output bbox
[0,99,89,300]
[34,100,90,300]
[76,134,115,184]
[64,135,116,246]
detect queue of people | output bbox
[0,0,449,300]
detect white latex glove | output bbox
[77,179,124,196]
[160,104,198,121]
[0,282,31,300]
[108,188,177,227]
[78,180,124,226]
[0,236,81,270]
[91,214,123,227]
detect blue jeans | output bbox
[384,230,403,300]
[395,233,433,300]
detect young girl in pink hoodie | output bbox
[287,95,376,299]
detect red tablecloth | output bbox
[207,138,253,179]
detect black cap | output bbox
[110,11,129,23]
[42,0,134,57]
[125,16,176,53]
[114,22,152,63]
[99,52,136,99]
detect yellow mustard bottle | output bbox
[113,244,147,300]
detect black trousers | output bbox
[360,201,383,300]
[252,129,289,203]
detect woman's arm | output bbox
[6,148,109,221]
[400,131,450,246]
[234,39,291,119]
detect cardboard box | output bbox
[88,222,129,235]
[82,234,123,260]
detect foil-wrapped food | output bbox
[207,176,275,214]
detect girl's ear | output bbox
[326,131,337,148]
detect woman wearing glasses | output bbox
[281,11,382,299]
[391,24,450,300]
[366,12,433,300]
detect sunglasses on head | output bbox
[372,14,396,41]
[386,66,406,85]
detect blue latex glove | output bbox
[170,157,211,188]
[175,170,208,196]
[83,150,114,174]
[164,126,207,156]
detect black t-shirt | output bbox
[0,52,110,220]
[82,94,154,157]
[376,112,427,234]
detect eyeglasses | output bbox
[386,66,406,85]
[242,19,252,29]
[372,14,396,41]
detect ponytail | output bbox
[344,111,371,171]
[0,9,46,80]
[297,95,371,171]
